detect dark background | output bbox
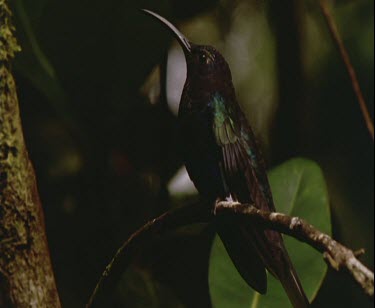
[9,0,374,307]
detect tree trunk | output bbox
[0,1,61,306]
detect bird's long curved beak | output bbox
[142,9,191,55]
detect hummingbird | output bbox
[143,10,309,308]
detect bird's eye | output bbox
[199,53,207,64]
[199,53,212,65]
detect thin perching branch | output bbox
[318,0,374,141]
[87,201,374,307]
[215,201,374,298]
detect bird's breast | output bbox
[178,110,227,199]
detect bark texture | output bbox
[0,1,61,306]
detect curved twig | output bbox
[86,202,211,308]
[318,0,374,141]
[87,201,374,307]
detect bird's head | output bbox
[143,10,233,94]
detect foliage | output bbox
[8,0,373,307]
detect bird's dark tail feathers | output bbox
[218,225,267,294]
[278,257,310,308]
[217,219,309,308]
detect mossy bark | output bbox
[0,1,61,306]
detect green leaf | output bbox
[13,0,79,134]
[209,158,331,308]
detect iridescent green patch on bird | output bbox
[211,94,238,146]
[211,94,227,126]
